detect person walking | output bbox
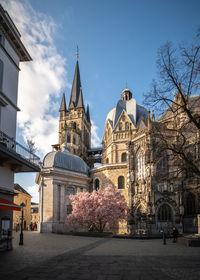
[172,227,178,243]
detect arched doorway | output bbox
[156,203,174,231]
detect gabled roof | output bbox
[14,184,31,196]
[137,117,147,130]
[68,60,84,109]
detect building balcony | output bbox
[0,130,40,172]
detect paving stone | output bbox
[0,231,200,280]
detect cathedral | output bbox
[37,56,200,235]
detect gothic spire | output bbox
[59,92,67,112]
[86,104,90,123]
[77,87,84,108]
[68,59,84,109]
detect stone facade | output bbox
[13,184,31,231]
[38,58,200,235]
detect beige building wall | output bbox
[13,190,31,231]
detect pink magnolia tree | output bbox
[65,186,128,232]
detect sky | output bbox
[1,0,200,202]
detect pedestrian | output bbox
[32,223,35,231]
[172,227,178,243]
[34,222,37,230]
[30,222,33,231]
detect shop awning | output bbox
[0,198,21,211]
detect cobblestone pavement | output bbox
[0,231,200,280]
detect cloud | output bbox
[91,120,101,147]
[1,0,69,157]
[27,185,39,203]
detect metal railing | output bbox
[0,130,40,166]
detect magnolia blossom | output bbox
[65,186,128,232]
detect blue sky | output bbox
[2,0,200,202]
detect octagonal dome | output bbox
[43,148,89,174]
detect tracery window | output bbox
[67,134,71,143]
[94,179,100,191]
[136,151,145,180]
[118,176,125,189]
[156,157,168,174]
[121,152,126,162]
[119,123,122,131]
[125,122,129,130]
[73,136,76,144]
[158,204,172,221]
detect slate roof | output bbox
[43,146,89,174]
[68,61,84,109]
[59,92,67,111]
[106,90,148,130]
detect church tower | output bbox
[59,54,91,160]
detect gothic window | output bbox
[73,136,76,144]
[186,193,196,215]
[119,123,122,131]
[125,122,129,130]
[136,152,145,180]
[106,158,109,164]
[67,134,71,143]
[156,157,168,174]
[118,176,125,189]
[73,122,76,129]
[158,204,172,221]
[94,179,100,191]
[121,152,126,162]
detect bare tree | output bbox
[26,139,37,154]
[144,29,200,178]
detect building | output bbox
[36,145,90,233]
[0,4,40,250]
[13,184,31,231]
[31,202,39,227]
[38,56,200,235]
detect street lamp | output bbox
[19,202,25,245]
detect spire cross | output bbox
[76,45,79,61]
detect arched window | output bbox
[67,134,71,143]
[73,136,76,144]
[136,151,145,180]
[121,152,126,162]
[106,158,109,164]
[186,193,196,215]
[0,60,3,91]
[94,179,100,191]
[119,123,122,131]
[125,122,129,130]
[158,204,172,221]
[73,122,76,129]
[118,176,125,189]
[156,157,168,174]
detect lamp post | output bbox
[19,202,25,245]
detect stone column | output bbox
[57,185,61,221]
[60,185,66,223]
